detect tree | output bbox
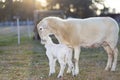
[5,0,13,21]
[47,0,97,18]
[0,1,6,21]
[0,0,34,21]
[0,0,106,21]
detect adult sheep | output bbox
[37,16,119,76]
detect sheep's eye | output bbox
[40,28,42,30]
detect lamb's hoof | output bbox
[66,71,71,74]
[105,67,111,71]
[57,75,62,78]
[49,73,54,76]
[67,69,71,74]
[48,74,51,77]
[73,72,78,77]
[73,74,77,77]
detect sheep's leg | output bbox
[111,47,118,71]
[57,61,66,78]
[103,45,113,71]
[52,58,57,73]
[74,46,80,76]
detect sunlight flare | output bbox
[104,0,120,13]
[36,0,48,7]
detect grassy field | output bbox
[0,26,120,80]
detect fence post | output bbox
[27,18,31,38]
[17,18,20,45]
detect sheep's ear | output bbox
[37,22,41,29]
[43,21,49,29]
[37,20,48,29]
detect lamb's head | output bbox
[40,34,53,45]
[40,35,48,45]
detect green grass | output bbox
[0,26,120,80]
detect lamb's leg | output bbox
[67,56,72,73]
[48,57,55,76]
[67,60,75,75]
[57,60,66,78]
[52,58,57,73]
[66,50,74,75]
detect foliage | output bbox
[48,0,96,18]
[0,0,34,21]
[0,0,105,21]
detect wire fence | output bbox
[0,21,34,27]
[0,25,34,45]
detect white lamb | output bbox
[41,35,74,78]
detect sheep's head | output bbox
[37,18,53,43]
[37,17,63,45]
